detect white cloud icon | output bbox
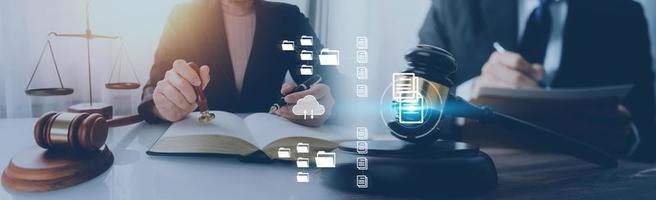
[292,95,325,119]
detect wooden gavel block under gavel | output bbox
[2,110,143,192]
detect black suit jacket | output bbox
[420,0,656,159]
[138,1,344,123]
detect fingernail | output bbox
[284,96,295,103]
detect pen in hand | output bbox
[268,75,322,113]
[492,42,507,53]
[492,42,544,87]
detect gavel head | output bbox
[403,44,457,87]
[34,112,109,152]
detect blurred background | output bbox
[1,0,655,127]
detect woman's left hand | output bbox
[275,83,335,127]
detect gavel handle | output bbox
[107,115,143,128]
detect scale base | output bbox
[322,140,498,196]
[68,103,113,119]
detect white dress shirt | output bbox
[455,0,568,99]
[454,0,640,155]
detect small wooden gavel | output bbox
[188,62,215,123]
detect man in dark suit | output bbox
[420,0,655,160]
[138,0,344,127]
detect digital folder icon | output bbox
[281,40,294,51]
[296,157,310,168]
[277,147,291,159]
[300,35,313,46]
[300,65,313,76]
[300,50,313,61]
[296,172,310,183]
[315,151,336,168]
[319,48,339,66]
[296,142,310,153]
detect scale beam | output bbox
[49,32,119,40]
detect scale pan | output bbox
[105,82,140,90]
[25,88,74,96]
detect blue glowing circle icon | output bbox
[379,74,445,140]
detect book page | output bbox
[163,111,256,143]
[148,111,259,156]
[243,113,351,149]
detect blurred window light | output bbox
[90,0,191,37]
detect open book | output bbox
[147,111,351,161]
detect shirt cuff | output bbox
[455,77,478,125]
[455,76,478,102]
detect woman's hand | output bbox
[153,59,210,122]
[275,83,335,127]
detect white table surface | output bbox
[0,118,373,200]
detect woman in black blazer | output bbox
[138,0,342,127]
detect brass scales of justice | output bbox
[1,1,146,193]
[24,0,141,118]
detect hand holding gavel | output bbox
[153,59,211,122]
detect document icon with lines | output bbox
[356,157,368,170]
[356,84,368,98]
[392,73,418,101]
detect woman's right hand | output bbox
[153,59,210,122]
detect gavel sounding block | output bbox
[2,145,113,192]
